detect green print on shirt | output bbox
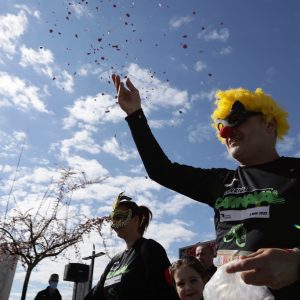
[215,189,285,210]
[106,264,129,300]
[106,265,128,279]
[223,224,247,247]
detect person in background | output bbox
[112,74,300,299]
[195,244,217,279]
[34,273,62,300]
[169,256,209,300]
[84,192,179,300]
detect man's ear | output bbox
[266,118,277,135]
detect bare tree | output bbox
[0,168,110,300]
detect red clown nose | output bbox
[219,126,235,139]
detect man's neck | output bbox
[239,152,280,167]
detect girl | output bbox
[170,256,209,300]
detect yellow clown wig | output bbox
[211,87,289,142]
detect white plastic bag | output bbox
[203,262,274,300]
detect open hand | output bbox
[226,248,300,289]
[112,74,141,115]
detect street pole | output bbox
[82,245,105,292]
[89,244,95,291]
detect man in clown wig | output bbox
[112,74,300,299]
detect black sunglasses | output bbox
[217,100,261,131]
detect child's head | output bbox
[170,256,209,300]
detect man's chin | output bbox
[229,147,243,160]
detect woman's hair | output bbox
[169,256,209,285]
[117,200,152,235]
[211,87,289,142]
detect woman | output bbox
[84,192,179,300]
[169,256,209,300]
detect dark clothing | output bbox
[206,264,217,279]
[84,237,179,300]
[125,109,300,299]
[34,287,62,300]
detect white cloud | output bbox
[126,63,190,112]
[129,163,146,175]
[158,194,195,215]
[14,4,41,19]
[65,155,109,178]
[0,10,28,56]
[102,137,139,161]
[19,46,54,67]
[63,93,123,129]
[180,63,189,71]
[0,130,27,158]
[149,117,182,129]
[13,131,27,141]
[219,46,233,55]
[191,89,216,103]
[0,164,14,173]
[53,70,74,93]
[0,166,60,207]
[147,220,196,250]
[69,2,92,18]
[198,28,230,42]
[64,63,190,129]
[194,60,207,72]
[277,136,295,153]
[77,63,102,77]
[19,46,74,93]
[70,175,162,209]
[169,16,193,29]
[59,130,101,159]
[188,123,214,144]
[0,71,49,113]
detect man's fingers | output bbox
[126,78,137,92]
[118,82,125,97]
[112,74,120,92]
[226,257,263,273]
[240,270,271,286]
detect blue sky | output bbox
[1,0,300,299]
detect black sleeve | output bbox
[126,109,231,206]
[83,258,116,300]
[140,239,180,300]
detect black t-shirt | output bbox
[126,109,300,299]
[85,237,179,300]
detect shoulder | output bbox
[35,288,47,298]
[141,238,164,249]
[272,156,300,176]
[140,238,169,257]
[280,156,300,165]
[138,238,171,269]
[37,288,47,294]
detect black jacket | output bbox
[34,287,62,300]
[84,238,179,300]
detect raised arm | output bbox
[112,74,226,205]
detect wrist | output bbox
[126,106,141,115]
